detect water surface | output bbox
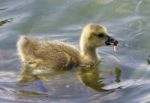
[0,0,150,103]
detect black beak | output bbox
[105,36,118,46]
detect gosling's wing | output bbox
[31,41,80,68]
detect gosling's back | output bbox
[17,36,81,69]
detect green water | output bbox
[0,0,150,103]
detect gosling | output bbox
[17,23,118,69]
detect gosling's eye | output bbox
[97,33,105,38]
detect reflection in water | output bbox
[18,63,66,83]
[16,90,46,96]
[77,66,121,92]
[18,63,121,93]
[77,67,105,92]
[115,67,121,83]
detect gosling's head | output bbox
[80,23,118,49]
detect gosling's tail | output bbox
[17,36,30,48]
[17,36,33,61]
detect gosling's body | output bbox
[17,36,81,69]
[17,23,118,70]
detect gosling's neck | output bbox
[80,42,100,65]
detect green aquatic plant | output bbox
[0,18,12,26]
[147,56,150,65]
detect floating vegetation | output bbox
[0,18,13,26]
[147,56,150,65]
